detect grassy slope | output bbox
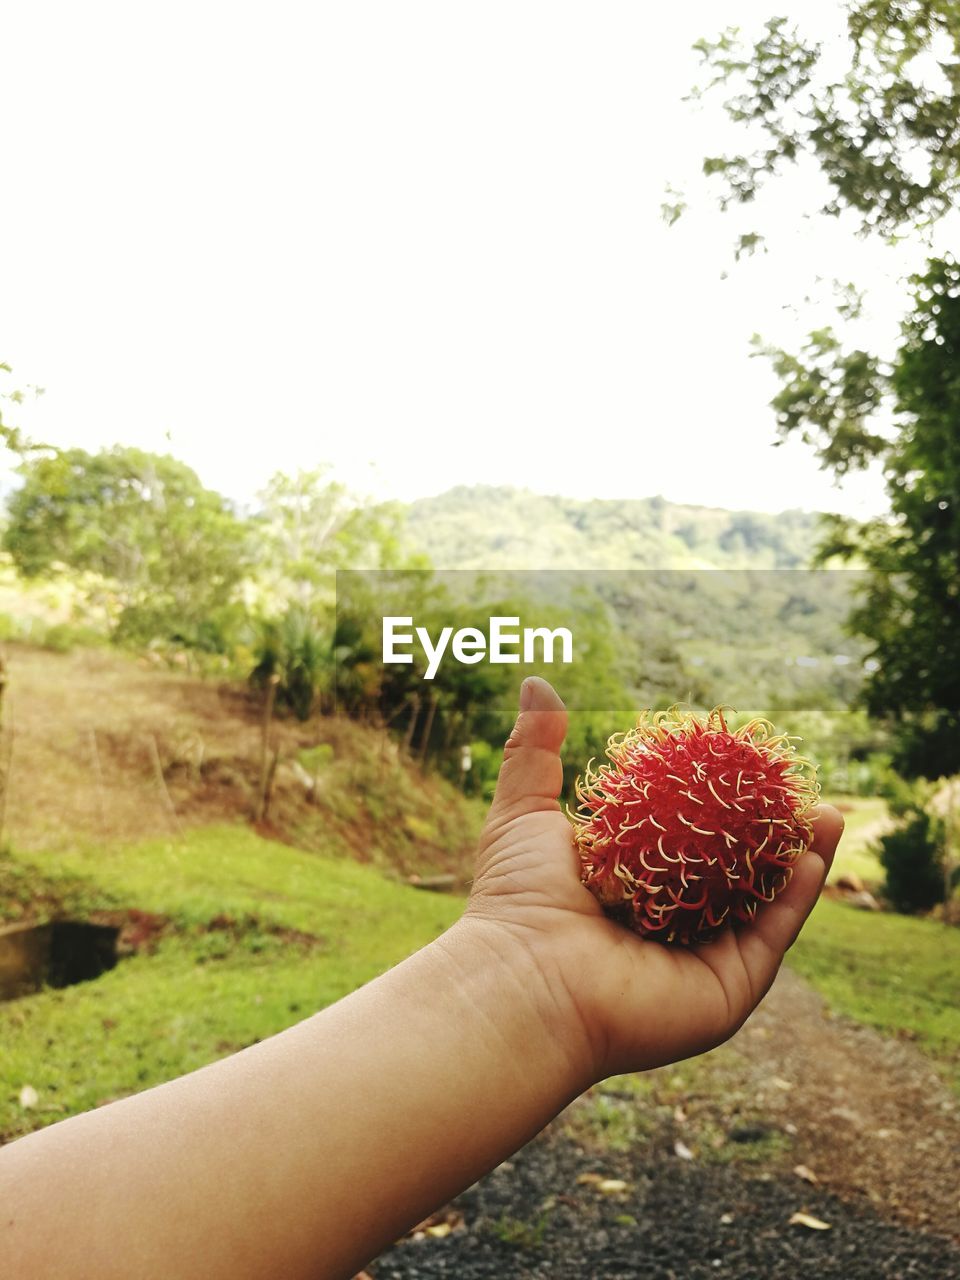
[3,795,957,1149]
[0,827,463,1141]
[823,793,888,886]
[794,795,960,1091]
[791,898,960,1091]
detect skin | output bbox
[0,677,843,1279]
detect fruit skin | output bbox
[572,707,818,945]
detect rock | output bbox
[846,889,881,911]
[834,871,864,893]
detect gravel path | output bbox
[370,1130,960,1279]
[368,965,960,1279]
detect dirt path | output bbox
[722,967,959,1235]
[370,966,960,1278]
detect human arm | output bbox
[0,678,842,1279]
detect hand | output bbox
[465,677,844,1083]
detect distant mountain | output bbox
[403,486,822,570]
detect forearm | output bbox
[0,917,589,1280]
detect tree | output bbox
[686,4,960,777]
[0,362,47,459]
[253,468,408,610]
[4,446,249,645]
[247,469,415,718]
[690,7,960,242]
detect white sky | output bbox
[0,1,928,518]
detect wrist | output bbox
[435,913,598,1097]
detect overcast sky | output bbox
[1,2,924,518]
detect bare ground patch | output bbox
[0,643,479,878]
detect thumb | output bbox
[488,677,568,819]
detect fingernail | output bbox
[519,677,534,711]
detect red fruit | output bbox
[573,707,818,945]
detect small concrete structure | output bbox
[0,919,120,1001]
[0,920,52,1000]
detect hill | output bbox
[397,486,867,718]
[0,643,481,880]
[403,486,822,570]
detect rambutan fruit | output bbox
[573,707,818,945]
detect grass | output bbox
[0,826,463,1141]
[490,1211,552,1250]
[3,796,958,1164]
[564,1087,655,1155]
[793,794,960,1094]
[822,793,889,887]
[791,896,960,1092]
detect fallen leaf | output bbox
[674,1140,694,1161]
[598,1179,630,1195]
[789,1212,831,1231]
[793,1164,819,1185]
[772,1077,793,1091]
[576,1173,604,1186]
[720,1212,735,1225]
[402,1208,464,1242]
[18,1085,38,1109]
[673,1105,687,1123]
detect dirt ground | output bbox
[370,968,960,1278]
[0,643,478,875]
[1,644,268,850]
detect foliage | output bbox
[4,447,249,645]
[0,611,107,653]
[878,808,946,913]
[403,485,821,571]
[692,7,960,239]
[763,261,960,777]
[246,469,423,721]
[0,362,47,459]
[788,708,891,796]
[691,6,960,779]
[253,467,410,609]
[250,605,332,720]
[334,572,535,773]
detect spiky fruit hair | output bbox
[573,707,818,945]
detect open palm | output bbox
[467,678,843,1082]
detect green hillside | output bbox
[403,486,822,571]
[396,487,867,718]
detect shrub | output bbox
[250,607,331,721]
[879,810,946,914]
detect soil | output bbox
[0,643,477,875]
[369,967,960,1279]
